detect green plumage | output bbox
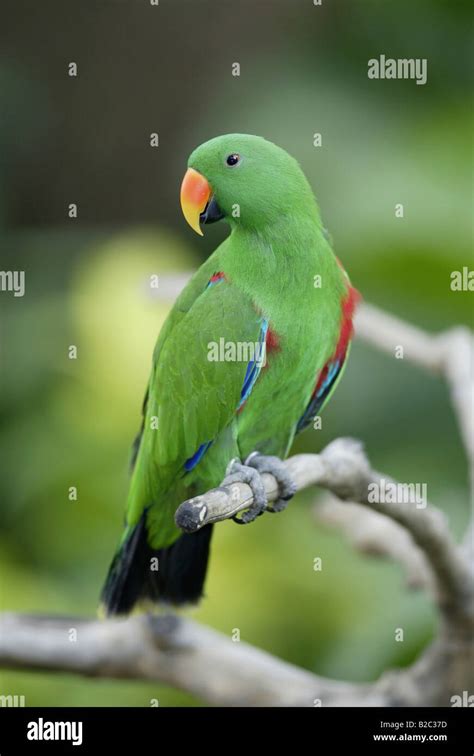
[102,134,351,614]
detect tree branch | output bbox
[0,613,377,707]
[176,438,472,631]
[0,606,470,707]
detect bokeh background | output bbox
[0,0,472,706]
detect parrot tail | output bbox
[100,513,213,616]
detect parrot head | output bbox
[180,133,316,236]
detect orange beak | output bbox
[180,168,212,236]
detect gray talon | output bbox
[244,453,297,513]
[222,458,267,524]
[223,453,297,523]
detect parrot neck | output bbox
[227,211,327,272]
[219,212,346,321]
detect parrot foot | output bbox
[223,453,297,524]
[222,457,267,524]
[245,452,297,513]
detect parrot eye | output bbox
[226,153,241,167]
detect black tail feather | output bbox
[101,514,213,616]
[147,524,214,605]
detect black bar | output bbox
[0,706,471,753]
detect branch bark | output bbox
[0,605,471,707]
[0,613,377,707]
[176,438,473,632]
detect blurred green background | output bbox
[0,0,472,706]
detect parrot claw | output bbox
[244,452,297,513]
[222,459,267,524]
[223,453,296,524]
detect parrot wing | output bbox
[126,270,266,546]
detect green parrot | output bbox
[101,134,358,615]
